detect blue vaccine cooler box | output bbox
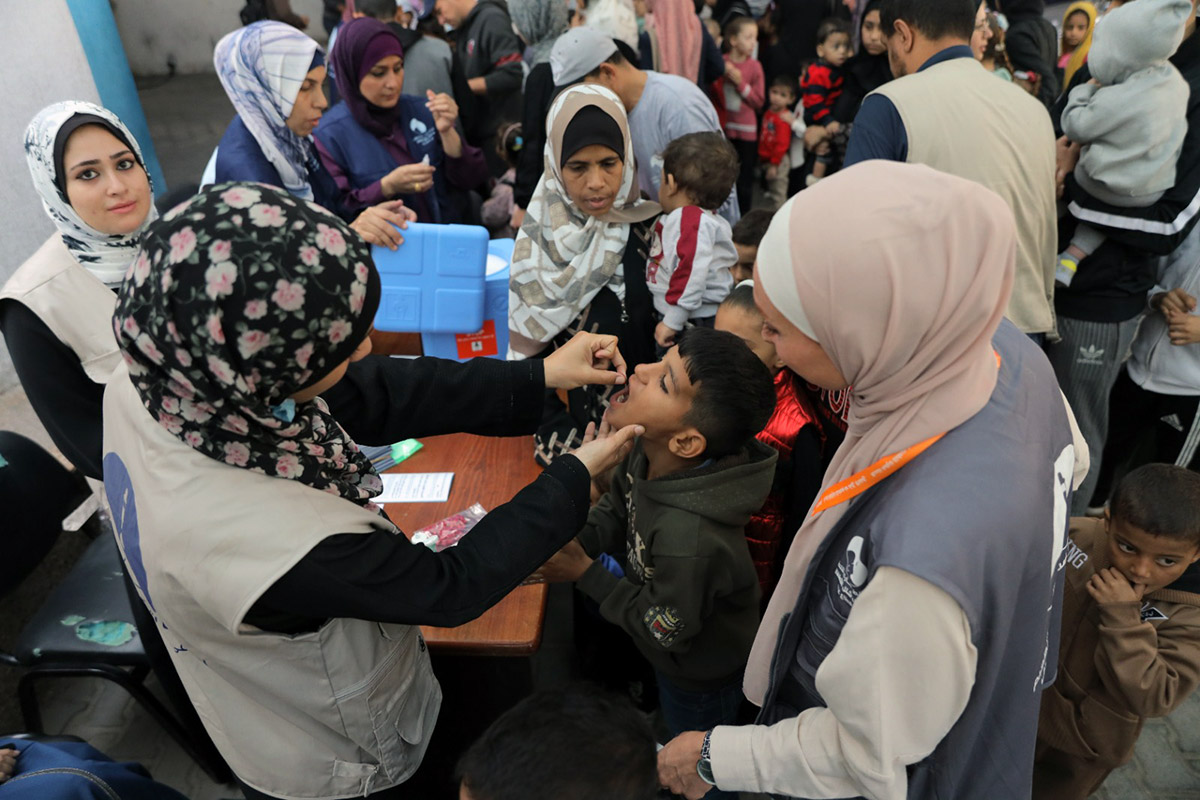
[371,223,489,333]
[421,238,513,361]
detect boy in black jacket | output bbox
[539,329,778,750]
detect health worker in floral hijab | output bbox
[104,182,642,800]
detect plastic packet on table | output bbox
[411,503,486,551]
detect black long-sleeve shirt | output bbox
[244,355,592,634]
[0,299,107,480]
[514,62,557,211]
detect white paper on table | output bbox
[378,472,454,503]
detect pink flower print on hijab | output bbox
[272,279,306,311]
[112,182,384,505]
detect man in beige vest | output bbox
[843,0,1058,343]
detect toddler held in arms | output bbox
[801,18,852,185]
[1056,0,1191,286]
[646,133,739,352]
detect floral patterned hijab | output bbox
[113,182,384,505]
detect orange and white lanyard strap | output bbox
[810,433,946,517]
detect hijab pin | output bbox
[271,398,297,423]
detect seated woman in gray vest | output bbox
[213,21,413,249]
[102,182,641,800]
[0,102,156,480]
[0,100,230,780]
[658,161,1080,800]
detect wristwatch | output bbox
[696,729,716,786]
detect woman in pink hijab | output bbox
[659,160,1080,800]
[643,0,703,81]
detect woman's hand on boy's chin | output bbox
[543,331,628,389]
[572,421,644,478]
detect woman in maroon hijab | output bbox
[314,17,487,223]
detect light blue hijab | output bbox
[214,21,324,200]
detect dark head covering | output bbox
[51,113,138,198]
[558,105,625,169]
[113,182,384,505]
[330,17,407,138]
[845,0,892,97]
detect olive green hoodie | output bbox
[576,439,778,691]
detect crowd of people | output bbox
[2,0,1200,797]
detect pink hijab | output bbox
[745,161,1017,703]
[645,0,703,82]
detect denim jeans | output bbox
[656,672,743,800]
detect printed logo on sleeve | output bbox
[643,606,685,647]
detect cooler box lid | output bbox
[372,222,488,333]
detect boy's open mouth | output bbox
[611,386,630,404]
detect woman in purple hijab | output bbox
[313,17,487,224]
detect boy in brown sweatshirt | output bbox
[1034,464,1200,799]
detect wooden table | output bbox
[383,433,546,656]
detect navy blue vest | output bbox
[214,116,350,221]
[314,97,450,223]
[760,321,1075,799]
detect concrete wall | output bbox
[112,0,330,76]
[0,0,102,393]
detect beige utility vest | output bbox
[871,57,1059,336]
[103,364,442,800]
[0,236,122,383]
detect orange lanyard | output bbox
[810,433,946,516]
[809,349,1001,516]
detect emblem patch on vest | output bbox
[834,535,869,605]
[643,606,684,647]
[409,117,437,148]
[103,452,155,613]
[1141,603,1168,622]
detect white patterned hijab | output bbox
[507,85,660,356]
[214,21,322,200]
[24,101,158,287]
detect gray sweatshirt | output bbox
[1062,0,1192,206]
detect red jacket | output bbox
[745,369,825,601]
[758,109,792,166]
[800,60,844,125]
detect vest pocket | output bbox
[367,626,440,783]
[334,624,436,785]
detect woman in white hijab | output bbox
[507,84,660,464]
[0,99,230,780]
[1,101,157,479]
